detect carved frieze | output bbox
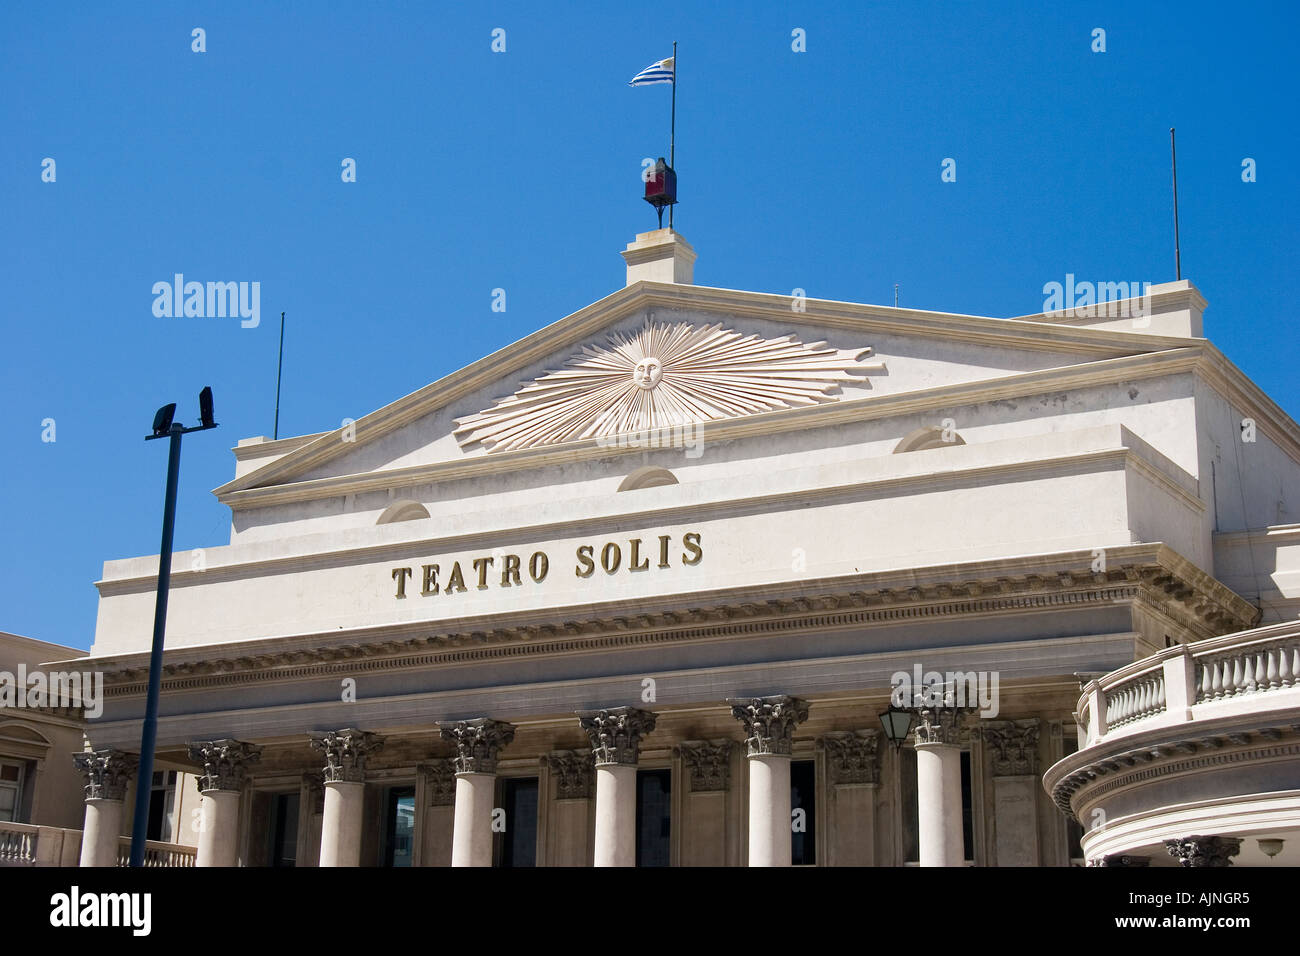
[675,740,733,792]
[438,718,516,775]
[727,696,810,756]
[577,707,658,767]
[819,731,881,785]
[72,749,138,802]
[187,738,263,794]
[309,728,384,783]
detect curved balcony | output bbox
[1045,619,1300,866]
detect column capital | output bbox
[187,738,263,793]
[418,759,457,806]
[543,750,594,799]
[72,749,138,801]
[818,730,881,785]
[674,740,733,792]
[438,718,516,775]
[309,728,385,783]
[913,707,968,746]
[1165,835,1243,867]
[979,719,1041,776]
[577,706,658,766]
[727,696,809,756]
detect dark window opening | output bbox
[635,769,671,867]
[791,759,817,865]
[496,777,539,867]
[270,792,300,868]
[382,786,415,867]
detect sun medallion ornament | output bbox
[453,320,884,453]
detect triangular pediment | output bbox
[216,281,1195,501]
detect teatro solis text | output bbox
[391,531,703,598]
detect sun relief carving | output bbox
[453,320,884,452]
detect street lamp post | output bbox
[127,387,217,867]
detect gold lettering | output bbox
[529,551,549,582]
[575,545,595,578]
[445,561,468,593]
[473,556,494,589]
[392,567,413,598]
[601,542,622,573]
[629,538,649,572]
[682,531,703,566]
[421,564,440,595]
[501,554,522,587]
[658,534,671,568]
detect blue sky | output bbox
[2,1,1296,650]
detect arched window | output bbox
[377,499,431,524]
[618,466,679,492]
[893,425,966,454]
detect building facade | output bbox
[58,230,1299,866]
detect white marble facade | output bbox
[62,230,1300,865]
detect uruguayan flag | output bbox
[629,56,674,86]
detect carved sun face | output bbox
[453,320,882,453]
[632,357,663,390]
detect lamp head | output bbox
[198,386,215,428]
[151,403,177,437]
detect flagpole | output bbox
[1170,127,1181,281]
[669,40,677,231]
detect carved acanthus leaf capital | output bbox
[577,707,658,766]
[438,718,516,775]
[72,749,138,802]
[675,740,733,792]
[187,739,263,793]
[418,759,457,806]
[727,696,810,756]
[309,728,385,783]
[980,719,1041,776]
[543,750,595,799]
[913,707,969,746]
[818,731,881,785]
[1165,836,1242,867]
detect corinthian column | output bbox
[310,728,384,867]
[577,707,658,867]
[187,739,262,867]
[914,708,965,867]
[438,718,516,867]
[73,749,138,867]
[728,695,809,867]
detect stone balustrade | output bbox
[0,821,195,867]
[1195,634,1300,703]
[1079,620,1300,746]
[115,837,197,867]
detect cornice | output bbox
[87,547,1256,699]
[1046,707,1300,820]
[216,281,1198,501]
[214,348,1208,511]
